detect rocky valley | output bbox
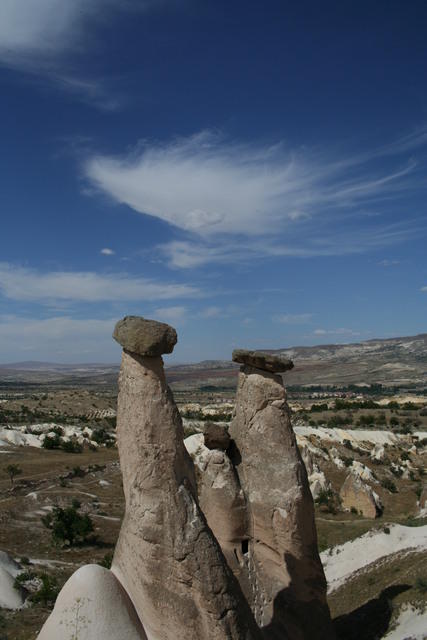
[0,325,426,639]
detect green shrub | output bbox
[381,478,397,493]
[315,489,340,514]
[42,433,61,449]
[98,552,113,569]
[61,439,83,454]
[310,403,329,413]
[5,463,22,487]
[92,428,115,447]
[31,574,59,606]
[71,466,85,478]
[415,576,427,593]
[41,501,94,546]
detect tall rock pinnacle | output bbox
[111,318,261,640]
[37,322,333,640]
[229,350,334,640]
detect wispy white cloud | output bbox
[0,315,117,361]
[100,248,115,256]
[273,313,313,324]
[158,220,422,268]
[378,259,400,267]
[85,129,427,239]
[0,263,199,303]
[0,0,145,108]
[153,305,187,322]
[421,286,427,292]
[199,306,221,318]
[313,328,361,337]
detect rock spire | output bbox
[37,317,334,640]
[228,361,334,639]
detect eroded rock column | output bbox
[229,350,334,640]
[184,428,250,594]
[112,317,261,640]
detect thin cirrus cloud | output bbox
[157,221,421,269]
[153,306,187,322]
[0,0,145,108]
[84,129,427,266]
[0,315,118,361]
[0,263,199,303]
[313,328,361,337]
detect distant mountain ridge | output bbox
[272,333,427,386]
[1,333,426,386]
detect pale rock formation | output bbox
[350,460,378,483]
[37,565,147,640]
[0,568,25,610]
[0,551,24,610]
[340,474,382,518]
[111,322,261,640]
[297,446,329,498]
[229,356,333,640]
[370,443,386,462]
[37,319,333,640]
[308,470,330,501]
[184,434,248,587]
[0,550,21,578]
[299,444,314,475]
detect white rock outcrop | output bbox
[37,565,147,640]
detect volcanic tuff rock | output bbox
[232,349,294,373]
[37,317,333,640]
[204,421,231,450]
[185,433,249,590]
[37,565,147,640]
[340,474,382,518]
[113,315,177,356]
[229,363,334,640]
[111,349,260,640]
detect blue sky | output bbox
[0,0,426,363]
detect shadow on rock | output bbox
[333,584,411,640]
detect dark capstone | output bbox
[232,349,294,373]
[113,316,177,356]
[204,422,231,451]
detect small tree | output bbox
[5,464,22,487]
[42,500,94,546]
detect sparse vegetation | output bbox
[415,576,427,593]
[5,463,22,487]
[381,478,398,493]
[41,499,94,546]
[315,489,341,515]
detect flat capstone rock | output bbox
[113,316,177,357]
[232,349,294,373]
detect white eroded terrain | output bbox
[321,524,427,594]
